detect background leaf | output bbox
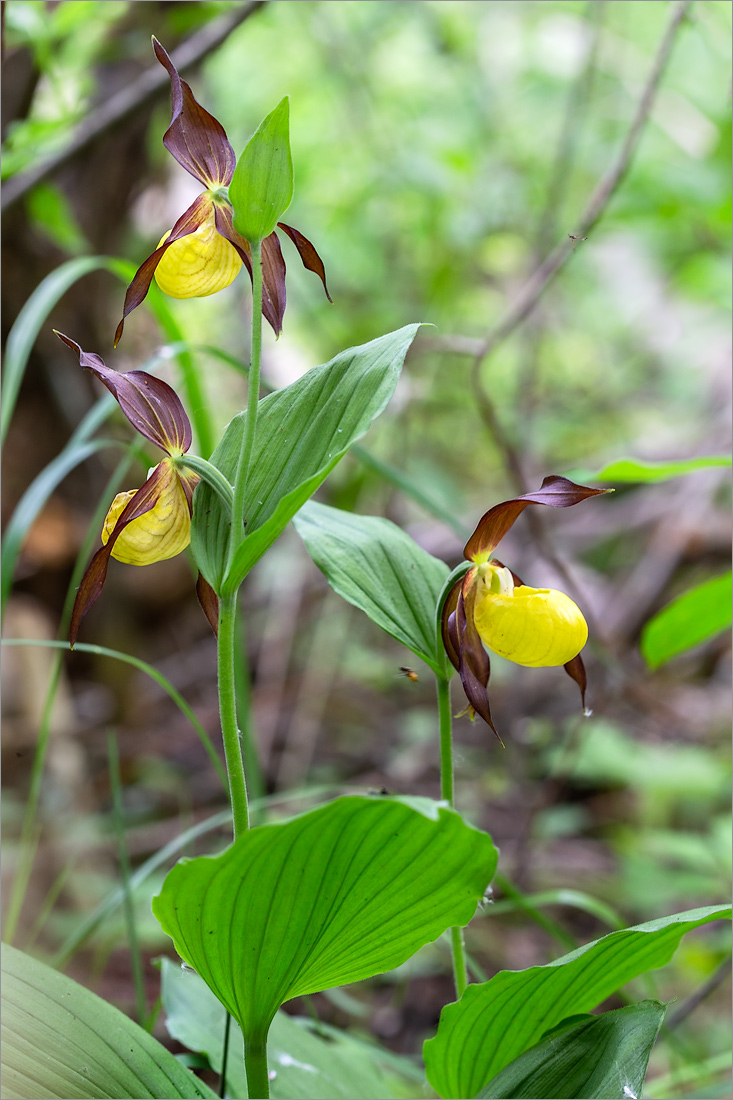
[160,957,418,1100]
[640,572,732,669]
[567,455,731,484]
[0,943,216,1100]
[230,97,293,243]
[191,324,422,592]
[293,500,450,673]
[423,905,731,1099]
[476,1001,665,1100]
[153,795,497,1048]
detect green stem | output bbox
[176,454,233,511]
[244,1039,270,1100]
[217,590,250,837]
[436,673,468,999]
[226,238,263,589]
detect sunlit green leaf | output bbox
[477,1001,665,1099]
[191,324,422,593]
[153,796,497,1056]
[160,958,418,1100]
[424,905,731,1099]
[568,455,731,484]
[230,97,293,243]
[0,944,216,1100]
[640,572,732,669]
[293,501,450,673]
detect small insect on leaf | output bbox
[399,665,419,682]
[568,234,588,241]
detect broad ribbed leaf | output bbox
[160,958,417,1100]
[192,324,421,593]
[153,796,497,1051]
[0,944,216,1100]
[477,1002,665,1100]
[293,501,450,673]
[640,571,732,668]
[424,905,731,1099]
[230,97,293,243]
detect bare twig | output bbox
[665,954,732,1032]
[1,1,266,210]
[466,0,693,504]
[470,0,693,398]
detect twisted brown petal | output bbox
[277,222,332,302]
[55,333,192,455]
[196,573,219,636]
[563,652,588,709]
[152,37,236,188]
[464,475,612,562]
[69,464,167,647]
[214,203,286,335]
[114,193,211,346]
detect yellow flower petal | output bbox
[154,208,242,299]
[101,464,191,565]
[474,566,587,667]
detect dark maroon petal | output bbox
[456,574,503,743]
[213,205,285,335]
[277,222,332,302]
[56,333,192,455]
[464,476,612,562]
[69,465,166,647]
[152,37,236,188]
[114,193,211,346]
[196,572,219,636]
[563,653,587,709]
[440,575,464,671]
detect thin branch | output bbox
[665,954,732,1032]
[1,1,266,210]
[469,0,694,475]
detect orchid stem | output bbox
[217,590,250,837]
[226,237,263,587]
[436,672,468,999]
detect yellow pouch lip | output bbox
[474,582,588,668]
[154,213,242,299]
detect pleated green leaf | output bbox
[640,571,732,668]
[476,1001,665,1100]
[424,904,731,1099]
[191,324,421,593]
[160,958,419,1099]
[0,944,216,1100]
[153,795,497,1049]
[292,501,450,673]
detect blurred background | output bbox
[2,1,731,1096]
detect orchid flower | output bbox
[441,476,611,742]
[56,333,217,646]
[114,38,330,347]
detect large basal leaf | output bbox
[153,795,497,1050]
[0,943,216,1100]
[292,500,450,674]
[191,324,421,593]
[640,571,732,669]
[424,904,731,1099]
[476,1001,665,1100]
[160,957,417,1099]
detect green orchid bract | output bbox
[114,39,330,347]
[55,333,218,646]
[441,475,611,742]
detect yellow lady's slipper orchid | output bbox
[473,562,588,668]
[56,333,218,647]
[114,39,330,346]
[101,459,193,565]
[441,476,611,741]
[154,210,242,299]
